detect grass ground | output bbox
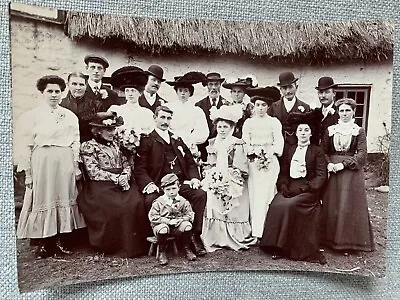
[15,171,388,293]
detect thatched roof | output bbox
[65,12,394,64]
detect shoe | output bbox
[191,234,207,256]
[183,247,197,261]
[307,253,327,265]
[56,244,74,256]
[35,245,54,259]
[158,251,169,265]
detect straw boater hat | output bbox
[166,71,207,96]
[110,66,148,90]
[160,173,180,188]
[315,76,337,91]
[84,54,109,69]
[222,75,258,90]
[89,112,124,128]
[202,72,225,87]
[145,65,166,82]
[246,86,281,106]
[277,71,299,87]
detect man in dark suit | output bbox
[268,71,311,147]
[84,54,120,111]
[134,106,207,256]
[313,77,340,144]
[195,72,228,161]
[138,65,167,113]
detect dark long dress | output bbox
[320,123,374,251]
[260,144,327,261]
[77,139,148,257]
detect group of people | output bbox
[16,54,375,267]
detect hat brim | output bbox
[315,84,338,91]
[202,78,225,87]
[249,96,274,106]
[84,56,109,69]
[222,82,250,90]
[277,77,299,87]
[145,71,166,82]
[111,70,148,90]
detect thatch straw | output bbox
[65,12,394,64]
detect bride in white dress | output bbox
[242,87,284,239]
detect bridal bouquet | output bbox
[247,147,272,171]
[116,126,141,154]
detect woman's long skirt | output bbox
[248,155,280,238]
[260,178,321,261]
[320,155,374,251]
[17,146,86,239]
[77,176,149,257]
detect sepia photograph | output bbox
[10,2,393,292]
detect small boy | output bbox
[148,173,197,265]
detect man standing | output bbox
[268,71,311,146]
[134,106,207,256]
[314,76,339,144]
[84,54,120,111]
[138,65,167,113]
[195,72,228,161]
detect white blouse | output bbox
[167,101,209,148]
[108,103,155,135]
[16,104,80,171]
[242,115,284,156]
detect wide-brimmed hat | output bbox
[84,54,109,69]
[145,65,165,81]
[211,105,243,124]
[166,71,207,96]
[315,76,337,91]
[286,109,323,136]
[277,71,299,87]
[202,72,225,87]
[246,86,281,105]
[222,75,257,90]
[89,112,124,128]
[160,173,180,188]
[110,66,148,90]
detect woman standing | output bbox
[201,105,257,251]
[320,98,374,252]
[242,87,284,239]
[166,72,209,156]
[260,112,327,264]
[222,76,258,138]
[108,66,154,135]
[16,75,86,258]
[78,114,149,257]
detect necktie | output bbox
[212,99,217,107]
[93,86,99,95]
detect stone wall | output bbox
[11,17,393,155]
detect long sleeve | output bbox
[148,201,171,226]
[241,118,252,154]
[272,118,284,157]
[181,200,195,222]
[342,128,367,170]
[277,147,291,189]
[180,138,201,180]
[307,146,327,192]
[69,113,81,163]
[321,127,332,163]
[232,142,249,176]
[191,107,209,145]
[15,110,35,172]
[134,136,155,190]
[80,141,120,183]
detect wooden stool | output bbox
[147,236,179,259]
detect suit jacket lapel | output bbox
[170,133,186,169]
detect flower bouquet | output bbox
[116,125,141,156]
[247,147,272,171]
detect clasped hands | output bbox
[327,162,344,173]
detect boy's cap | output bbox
[160,173,179,188]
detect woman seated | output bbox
[77,114,149,257]
[16,75,86,258]
[320,98,374,253]
[201,105,257,252]
[260,111,327,264]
